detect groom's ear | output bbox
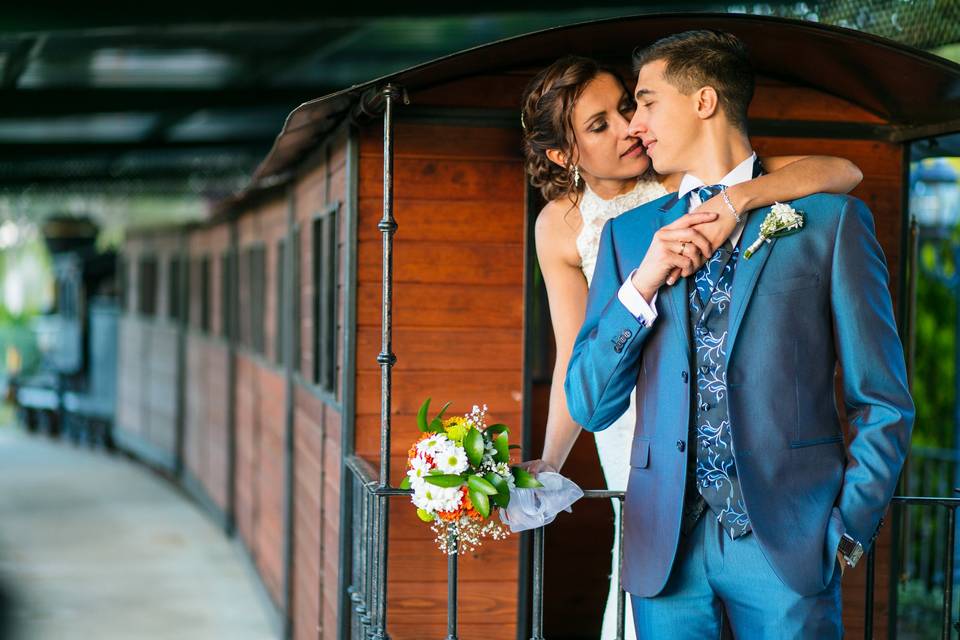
[545,148,567,168]
[695,86,720,121]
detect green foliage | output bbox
[913,242,959,449]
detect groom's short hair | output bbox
[632,30,754,132]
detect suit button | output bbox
[681,371,689,383]
[622,329,632,339]
[676,440,686,452]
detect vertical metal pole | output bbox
[616,497,626,640]
[865,546,876,640]
[372,82,400,640]
[530,526,545,640]
[445,531,459,640]
[943,507,956,640]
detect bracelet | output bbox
[720,187,743,224]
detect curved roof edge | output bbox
[246,11,960,192]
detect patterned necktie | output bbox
[692,185,728,307]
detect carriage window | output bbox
[312,204,339,394]
[168,257,181,321]
[220,252,231,339]
[138,256,158,316]
[275,239,286,365]
[200,256,211,334]
[248,244,267,355]
[238,249,250,348]
[292,225,301,374]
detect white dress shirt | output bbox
[617,152,757,324]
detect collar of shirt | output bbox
[677,151,757,248]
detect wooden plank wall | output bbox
[183,225,232,513]
[235,199,289,609]
[116,231,181,467]
[354,120,526,640]
[290,133,350,640]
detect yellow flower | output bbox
[443,416,471,443]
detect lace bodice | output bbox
[576,178,669,284]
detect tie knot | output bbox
[695,184,724,202]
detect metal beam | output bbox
[0,88,332,117]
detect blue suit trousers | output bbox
[631,514,843,639]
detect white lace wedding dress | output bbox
[576,177,668,640]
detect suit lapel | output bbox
[726,205,776,366]
[658,194,692,358]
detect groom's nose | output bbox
[627,109,647,138]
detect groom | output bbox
[565,30,913,637]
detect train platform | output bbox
[0,419,278,640]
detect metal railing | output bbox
[344,463,960,639]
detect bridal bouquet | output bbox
[400,398,542,554]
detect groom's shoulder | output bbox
[786,193,874,230]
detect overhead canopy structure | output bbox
[252,12,960,188]
[1,3,958,197]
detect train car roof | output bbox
[248,12,960,188]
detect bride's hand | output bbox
[518,459,559,475]
[666,195,741,281]
[690,193,740,249]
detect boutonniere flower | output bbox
[744,202,805,259]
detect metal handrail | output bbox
[345,458,960,640]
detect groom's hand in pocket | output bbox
[630,211,719,302]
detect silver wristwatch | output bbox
[838,533,864,568]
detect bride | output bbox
[518,55,863,640]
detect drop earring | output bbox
[573,165,581,188]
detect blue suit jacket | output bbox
[565,191,914,597]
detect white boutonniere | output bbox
[743,202,805,260]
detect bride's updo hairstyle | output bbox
[521,56,630,202]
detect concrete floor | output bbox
[0,421,278,640]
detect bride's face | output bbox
[565,73,651,183]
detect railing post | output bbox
[942,506,956,640]
[445,530,459,640]
[616,496,626,640]
[530,526,545,640]
[371,82,402,640]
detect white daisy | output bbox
[407,455,432,489]
[434,444,469,475]
[416,433,451,458]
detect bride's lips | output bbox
[643,139,657,153]
[620,140,645,159]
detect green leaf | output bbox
[435,401,453,420]
[512,466,544,489]
[484,472,510,508]
[427,417,444,433]
[417,508,435,522]
[493,432,510,463]
[464,427,484,467]
[484,423,509,438]
[399,475,411,490]
[424,474,465,488]
[417,398,431,432]
[469,489,490,519]
[467,474,499,496]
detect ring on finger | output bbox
[679,241,688,256]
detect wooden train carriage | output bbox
[116,227,184,470]
[113,12,960,640]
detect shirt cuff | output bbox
[618,269,658,325]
